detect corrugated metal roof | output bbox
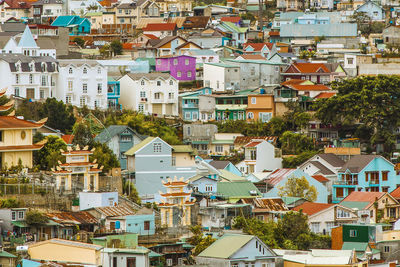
[95,205,136,217]
[46,211,98,225]
[280,23,357,38]
[266,169,296,186]
[242,198,288,211]
[234,136,278,145]
[197,234,253,259]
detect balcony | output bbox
[333,180,357,186]
[183,103,198,108]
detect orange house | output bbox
[246,94,275,122]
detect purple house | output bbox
[155,55,196,81]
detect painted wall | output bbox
[126,214,155,235]
[155,56,196,81]
[102,251,149,267]
[79,192,118,211]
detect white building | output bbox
[237,139,282,174]
[79,192,119,211]
[118,73,179,116]
[0,54,58,100]
[203,62,240,92]
[67,0,102,15]
[57,59,108,109]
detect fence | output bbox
[0,183,54,196]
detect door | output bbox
[126,257,136,267]
[26,88,35,99]
[110,221,115,231]
[113,257,117,267]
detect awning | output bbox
[192,141,209,145]
[11,221,29,228]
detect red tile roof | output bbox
[221,16,241,23]
[4,0,31,9]
[238,54,266,60]
[243,42,274,51]
[245,141,263,148]
[266,168,296,186]
[291,62,330,73]
[235,136,278,145]
[61,135,74,144]
[293,202,334,216]
[312,175,329,183]
[143,23,176,32]
[315,92,336,99]
[143,33,158,40]
[269,31,280,36]
[291,84,331,91]
[391,187,400,199]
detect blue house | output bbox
[126,213,155,236]
[94,125,144,170]
[264,168,329,203]
[356,1,385,21]
[180,87,212,121]
[333,155,398,203]
[51,15,91,34]
[209,160,243,177]
[107,78,121,110]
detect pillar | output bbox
[84,173,89,191]
[94,174,99,192]
[66,174,72,191]
[56,175,60,189]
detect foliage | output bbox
[283,101,312,131]
[0,198,20,208]
[219,151,245,165]
[188,226,216,256]
[33,135,67,171]
[278,176,318,202]
[233,216,278,248]
[314,76,400,152]
[193,236,216,256]
[26,210,48,225]
[72,122,94,147]
[91,142,120,172]
[240,12,256,22]
[110,40,123,56]
[16,98,76,133]
[123,181,141,205]
[282,151,318,168]
[299,50,316,59]
[280,131,314,154]
[73,37,85,48]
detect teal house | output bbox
[333,155,398,203]
[126,214,155,236]
[180,87,212,121]
[107,78,121,110]
[51,16,91,34]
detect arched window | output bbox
[83,67,87,74]
[69,67,73,74]
[169,80,174,86]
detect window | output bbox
[68,67,73,74]
[248,112,254,119]
[177,71,182,77]
[11,211,16,221]
[185,59,189,65]
[311,222,320,233]
[97,67,101,74]
[187,71,192,78]
[336,187,344,198]
[193,112,198,120]
[97,83,102,94]
[168,92,174,99]
[185,112,191,120]
[66,95,71,104]
[80,97,86,107]
[138,104,144,112]
[121,135,132,142]
[172,156,176,166]
[14,87,19,96]
[154,92,161,99]
[349,229,357,237]
[157,80,161,86]
[29,74,33,84]
[347,58,354,65]
[40,90,44,99]
[83,84,87,93]
[126,257,136,267]
[326,222,335,233]
[153,142,162,152]
[83,67,87,74]
[251,97,256,104]
[140,91,146,98]
[250,149,257,160]
[68,81,73,91]
[205,184,213,192]
[141,80,145,86]
[15,74,19,84]
[337,209,350,218]
[157,59,161,65]
[144,220,150,230]
[382,171,389,181]
[384,246,390,253]
[173,59,178,65]
[18,211,24,219]
[169,80,174,85]
[166,259,173,266]
[215,145,223,153]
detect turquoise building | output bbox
[51,16,91,34]
[126,214,155,236]
[180,87,212,121]
[107,78,121,110]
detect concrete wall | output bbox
[79,192,118,211]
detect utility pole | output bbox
[258,0,264,41]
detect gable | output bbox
[231,237,276,260]
[284,64,300,73]
[136,137,172,155]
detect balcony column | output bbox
[162,103,166,116]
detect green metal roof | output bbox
[225,59,287,65]
[198,234,253,259]
[11,221,28,228]
[215,104,247,110]
[219,169,246,182]
[217,181,261,198]
[205,62,238,68]
[0,251,17,258]
[125,137,155,156]
[191,140,209,145]
[281,196,304,205]
[220,21,248,33]
[339,201,370,210]
[341,242,368,252]
[211,140,234,144]
[148,250,163,258]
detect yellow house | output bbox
[171,145,196,167]
[28,238,103,266]
[0,91,46,169]
[210,133,244,156]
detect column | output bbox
[56,175,60,189]
[94,174,99,192]
[84,173,89,191]
[66,174,72,191]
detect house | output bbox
[217,181,262,201]
[31,0,63,24]
[214,94,248,121]
[339,191,400,223]
[234,136,278,150]
[68,0,102,15]
[277,249,365,267]
[216,21,248,46]
[124,137,197,201]
[125,213,156,235]
[28,239,103,266]
[0,54,58,101]
[203,62,241,91]
[356,1,385,21]
[279,79,332,99]
[150,243,189,267]
[182,123,218,154]
[182,16,210,29]
[246,93,275,122]
[143,23,177,38]
[156,0,192,16]
[180,87,213,121]
[144,36,188,57]
[116,0,161,26]
[184,49,220,67]
[282,62,333,84]
[293,202,358,235]
[0,208,27,233]
[277,0,304,11]
[155,55,196,81]
[210,133,244,156]
[79,192,119,211]
[323,139,361,161]
[87,205,137,232]
[237,139,282,175]
[0,94,46,169]
[107,77,121,110]
[188,28,227,49]
[118,73,179,116]
[196,234,279,267]
[243,42,277,58]
[0,1,31,23]
[45,211,99,238]
[383,26,400,45]
[0,251,16,267]
[209,160,243,177]
[240,198,289,222]
[199,202,253,229]
[198,94,217,121]
[333,155,399,203]
[263,169,329,203]
[94,125,144,170]
[51,16,91,35]
[57,59,108,109]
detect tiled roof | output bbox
[308,161,335,175]
[266,169,296,186]
[4,0,31,9]
[46,211,98,225]
[182,16,210,29]
[220,16,241,23]
[293,202,334,215]
[338,155,380,173]
[317,153,345,167]
[143,23,176,31]
[143,33,158,39]
[234,136,278,145]
[242,198,288,211]
[390,186,400,199]
[269,31,280,36]
[94,205,136,217]
[209,160,230,169]
[289,84,331,91]
[0,116,45,129]
[290,62,330,73]
[237,54,266,60]
[341,191,386,209]
[243,42,273,51]
[244,141,262,148]
[61,135,74,144]
[315,92,336,99]
[312,175,329,182]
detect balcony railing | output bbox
[333,180,358,185]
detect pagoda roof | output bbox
[89,168,102,173]
[61,150,93,155]
[0,116,46,129]
[60,162,93,167]
[0,143,45,152]
[160,192,191,197]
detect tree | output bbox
[283,100,312,131]
[275,211,310,248]
[33,135,67,170]
[280,131,314,155]
[123,181,141,205]
[278,176,318,202]
[73,37,85,48]
[91,142,120,172]
[26,210,48,225]
[99,44,111,58]
[314,76,400,152]
[72,122,94,147]
[40,98,76,133]
[193,236,216,256]
[283,151,318,168]
[233,216,278,248]
[110,40,123,56]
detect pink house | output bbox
[155,55,196,81]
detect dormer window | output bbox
[16,63,21,72]
[42,63,47,72]
[69,67,73,74]
[141,80,145,86]
[97,67,101,74]
[83,67,87,74]
[169,80,174,86]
